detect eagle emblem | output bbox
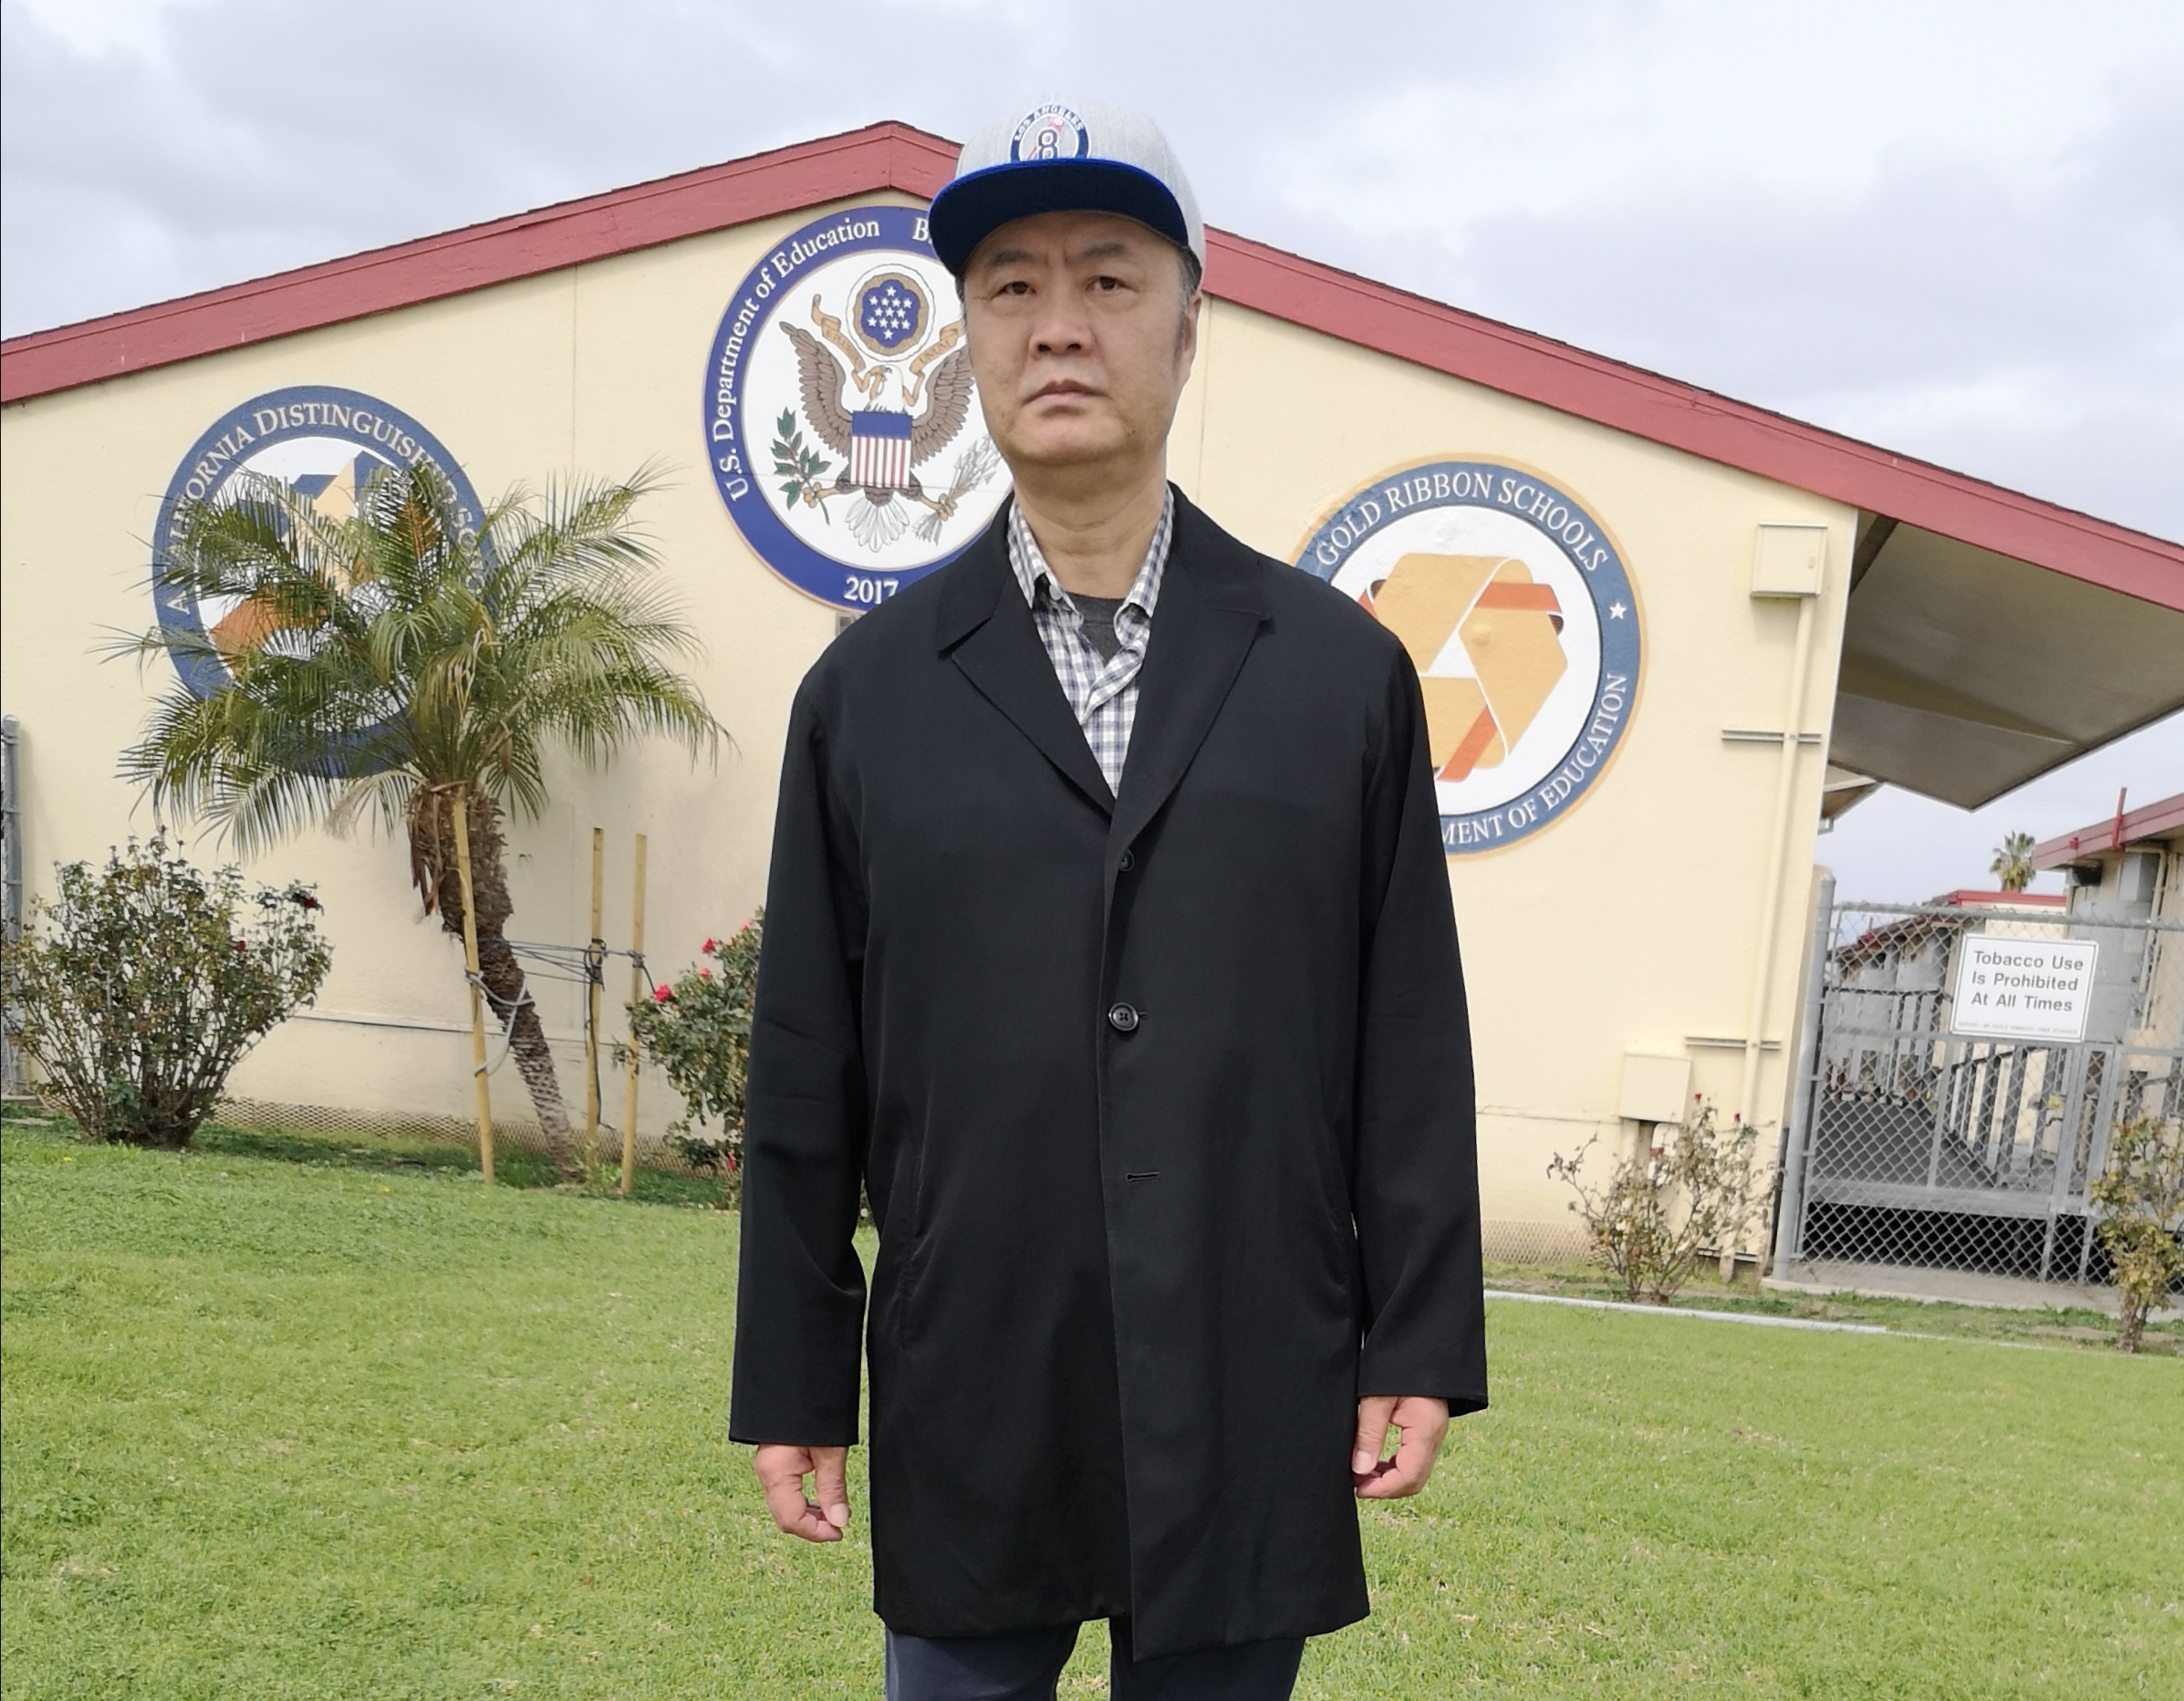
[771,270,1000,551]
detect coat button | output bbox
[1107,1002,1139,1033]
[1118,848,1136,873]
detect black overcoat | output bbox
[729,491,1485,1658]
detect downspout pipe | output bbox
[1729,580,1821,1274]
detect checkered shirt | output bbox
[1007,489,1175,793]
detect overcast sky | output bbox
[5,0,2179,897]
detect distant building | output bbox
[2034,792,2184,1054]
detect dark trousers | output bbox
[884,1619,1305,1700]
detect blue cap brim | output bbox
[928,159,1191,275]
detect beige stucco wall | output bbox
[1187,301,1853,1239]
[1,190,1852,1247]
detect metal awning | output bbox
[1825,516,2184,809]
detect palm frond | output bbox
[120,457,726,848]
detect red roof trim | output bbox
[2033,791,2184,867]
[7,120,2180,611]
[1201,231,2184,608]
[0,123,958,406]
[1934,889,2066,908]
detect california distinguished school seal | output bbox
[702,204,1006,611]
[152,384,484,701]
[1297,461,1642,855]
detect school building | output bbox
[5,123,2180,1269]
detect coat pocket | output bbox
[894,1135,936,1347]
[1307,1122,1365,1316]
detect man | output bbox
[731,100,1485,1701]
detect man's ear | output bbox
[1176,290,1202,374]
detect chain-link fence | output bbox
[1775,897,2184,1295]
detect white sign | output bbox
[1950,936,2100,1042]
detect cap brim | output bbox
[928,159,1191,275]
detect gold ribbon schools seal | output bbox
[1296,459,1641,855]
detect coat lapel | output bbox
[1109,493,1271,858]
[936,503,1116,815]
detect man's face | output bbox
[961,210,1200,479]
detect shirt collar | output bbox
[1007,487,1174,619]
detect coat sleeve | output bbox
[1352,641,1488,1415]
[728,680,871,1446]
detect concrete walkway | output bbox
[1483,1287,2063,1350]
[1765,1260,2124,1316]
[1485,1288,1887,1333]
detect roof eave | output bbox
[2032,791,2184,867]
[5,119,2179,613]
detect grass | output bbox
[182,1114,732,1210]
[3,1116,2179,1698]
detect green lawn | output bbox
[3,1118,2179,1699]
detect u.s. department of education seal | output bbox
[152,384,484,700]
[1297,461,1643,856]
[702,204,1005,611]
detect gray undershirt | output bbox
[1069,594,1127,664]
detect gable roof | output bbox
[5,119,2179,615]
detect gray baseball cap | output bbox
[928,99,1204,277]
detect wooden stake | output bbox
[620,834,648,1197]
[452,795,494,1185]
[584,825,604,1171]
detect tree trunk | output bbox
[410,785,579,1179]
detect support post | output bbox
[452,795,495,1185]
[584,825,604,1171]
[620,834,648,1198]
[1772,872,1835,1281]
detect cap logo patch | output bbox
[1011,104,1089,162]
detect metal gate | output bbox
[1774,891,2184,1291]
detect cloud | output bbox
[5,0,2179,865]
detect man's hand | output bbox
[1352,1395,1450,1499]
[754,1444,851,1542]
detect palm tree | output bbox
[122,462,721,1173]
[1991,830,2036,893]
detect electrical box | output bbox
[1752,524,1827,597]
[1617,1052,1692,1125]
[2121,849,2160,907]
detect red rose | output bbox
[654,984,674,1002]
[699,968,712,979]
[702,938,717,953]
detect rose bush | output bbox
[2,835,331,1148]
[622,915,761,1202]
[1549,1097,1763,1304]
[2090,1115,2184,1354]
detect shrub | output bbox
[2088,1115,2184,1354]
[2,835,331,1148]
[622,916,760,1203]
[1548,1097,1763,1305]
